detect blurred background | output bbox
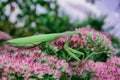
[0,0,120,55]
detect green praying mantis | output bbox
[7,31,85,61]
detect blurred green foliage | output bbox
[0,0,104,38]
[111,35,120,56]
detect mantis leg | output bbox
[68,48,85,60]
[64,47,80,61]
[63,35,80,61]
[68,47,85,68]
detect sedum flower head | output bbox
[53,27,115,57]
[0,46,73,79]
[75,59,120,80]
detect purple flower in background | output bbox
[0,31,11,40]
[0,31,17,54]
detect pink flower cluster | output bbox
[53,27,115,55]
[76,58,120,80]
[107,57,120,68]
[0,46,73,80]
[0,44,18,54]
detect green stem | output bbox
[84,52,95,60]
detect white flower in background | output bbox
[36,4,47,15]
[103,12,120,34]
[4,2,22,23]
[95,0,120,38]
[57,0,102,22]
[57,0,120,38]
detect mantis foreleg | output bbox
[68,48,85,60]
[63,35,80,61]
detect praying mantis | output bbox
[7,31,84,61]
